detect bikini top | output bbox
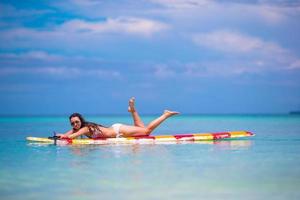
[88,126,104,138]
[85,122,106,138]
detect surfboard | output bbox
[26,131,254,145]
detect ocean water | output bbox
[0,114,300,200]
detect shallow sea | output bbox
[0,114,300,200]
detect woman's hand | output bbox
[57,134,69,139]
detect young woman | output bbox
[57,97,179,139]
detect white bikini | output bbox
[111,123,123,138]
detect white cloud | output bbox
[70,0,101,6]
[154,64,176,78]
[0,66,77,76]
[146,0,300,26]
[225,3,295,25]
[192,30,287,54]
[256,5,286,23]
[0,17,169,50]
[0,51,121,79]
[1,51,63,61]
[150,0,211,9]
[16,0,299,29]
[0,66,121,79]
[60,17,169,37]
[289,60,300,69]
[183,62,210,77]
[192,30,300,74]
[1,1,300,79]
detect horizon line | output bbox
[0,112,298,117]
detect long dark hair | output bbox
[69,113,106,131]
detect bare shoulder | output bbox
[80,126,90,132]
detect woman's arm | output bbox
[64,127,89,139]
[56,129,73,137]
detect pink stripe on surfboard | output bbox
[212,132,231,140]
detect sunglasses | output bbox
[71,121,80,126]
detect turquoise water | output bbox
[1,114,300,200]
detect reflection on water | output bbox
[27,139,253,158]
[197,140,253,150]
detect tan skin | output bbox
[57,116,116,139]
[57,97,179,139]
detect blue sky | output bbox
[0,0,300,115]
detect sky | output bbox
[0,0,300,115]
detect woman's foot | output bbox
[128,97,136,113]
[164,110,180,117]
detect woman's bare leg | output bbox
[146,110,179,133]
[128,97,145,128]
[120,110,179,137]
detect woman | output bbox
[57,97,179,139]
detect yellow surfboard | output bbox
[26,131,254,145]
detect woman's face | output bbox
[70,116,82,130]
